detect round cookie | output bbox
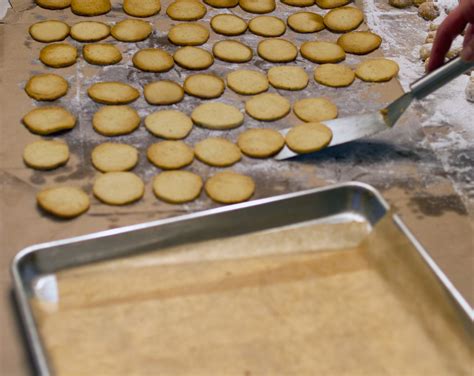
[300,41,345,63]
[227,69,268,95]
[281,0,314,6]
[323,6,364,32]
[88,82,139,105]
[111,19,152,42]
[237,128,285,158]
[70,21,110,42]
[204,0,238,7]
[168,23,209,46]
[145,110,193,139]
[192,102,244,130]
[25,73,68,101]
[337,31,382,55]
[285,122,333,153]
[293,97,338,122]
[355,58,399,82]
[92,106,140,136]
[213,40,253,63]
[314,63,355,87]
[195,138,241,167]
[315,0,351,8]
[144,81,184,105]
[35,0,70,9]
[239,0,275,14]
[184,74,225,99]
[147,141,194,170]
[205,171,255,204]
[133,48,174,72]
[23,107,76,135]
[210,14,247,36]
[123,0,161,17]
[257,39,298,62]
[167,0,207,21]
[245,93,290,121]
[83,44,122,66]
[248,16,286,37]
[153,171,203,204]
[39,43,77,68]
[29,20,69,43]
[93,172,144,205]
[91,143,138,172]
[267,66,309,90]
[37,186,90,219]
[173,47,214,70]
[71,0,111,16]
[23,139,69,170]
[287,12,325,33]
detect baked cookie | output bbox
[153,171,203,204]
[237,128,285,158]
[29,20,70,43]
[257,39,298,62]
[323,6,364,32]
[39,43,77,68]
[70,21,110,42]
[25,73,68,101]
[184,74,225,99]
[210,14,247,35]
[88,82,140,105]
[168,23,209,46]
[287,12,325,33]
[192,102,244,130]
[315,0,351,8]
[93,172,144,205]
[173,46,214,70]
[300,41,345,63]
[285,122,333,153]
[282,0,314,5]
[145,110,193,139]
[71,0,111,16]
[83,44,122,65]
[133,48,174,72]
[314,63,355,87]
[239,0,275,14]
[195,137,241,167]
[23,139,69,170]
[147,141,194,169]
[92,106,140,136]
[267,66,309,90]
[36,0,70,10]
[123,0,161,17]
[293,97,338,122]
[205,171,255,204]
[37,186,89,218]
[167,0,207,21]
[355,58,399,82]
[23,107,76,135]
[204,0,238,7]
[337,31,381,54]
[245,93,290,121]
[227,69,269,95]
[144,81,184,105]
[213,40,253,63]
[91,143,138,172]
[111,19,153,42]
[248,16,286,37]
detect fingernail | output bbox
[462,45,474,61]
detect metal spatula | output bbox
[275,57,474,160]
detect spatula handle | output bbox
[410,57,473,99]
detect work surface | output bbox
[1,0,473,374]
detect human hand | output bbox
[428,0,474,71]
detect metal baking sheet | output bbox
[11,182,473,375]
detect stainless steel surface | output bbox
[11,182,474,375]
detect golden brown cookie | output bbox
[337,31,382,55]
[23,139,69,170]
[267,66,309,90]
[205,171,255,204]
[88,82,140,105]
[192,102,244,130]
[70,21,110,42]
[123,0,161,17]
[285,122,333,153]
[184,74,225,99]
[210,14,247,35]
[323,6,364,32]
[213,40,253,63]
[111,19,153,42]
[153,171,203,204]
[355,58,399,82]
[25,73,69,101]
[36,0,70,10]
[287,12,325,33]
[204,0,238,7]
[93,172,144,205]
[239,0,275,14]
[29,20,70,43]
[293,97,338,122]
[83,44,122,66]
[300,41,345,63]
[39,43,77,68]
[168,23,209,46]
[315,0,351,8]
[71,0,111,16]
[282,0,314,6]
[145,110,193,139]
[314,63,355,87]
[144,81,184,105]
[147,141,194,169]
[195,137,241,167]
[227,69,269,95]
[173,46,214,70]
[91,143,138,172]
[248,16,286,37]
[37,186,90,218]
[92,106,140,136]
[245,93,291,121]
[133,48,174,72]
[257,38,298,62]
[23,107,76,135]
[167,0,207,21]
[237,128,285,158]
